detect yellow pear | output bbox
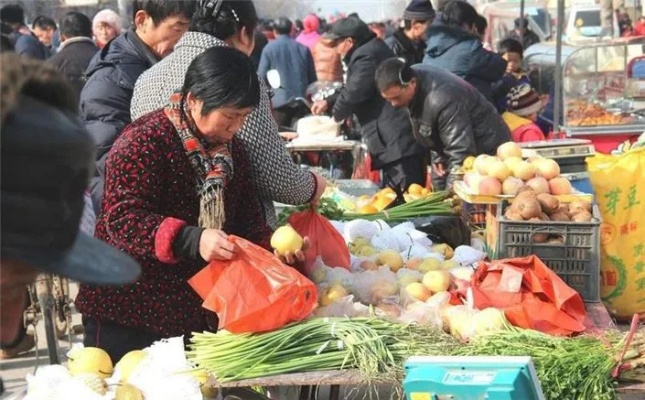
[376,250,404,272]
[417,258,442,273]
[115,350,147,382]
[115,383,144,400]
[191,370,219,399]
[319,285,348,306]
[67,347,113,379]
[270,225,304,256]
[405,282,431,301]
[422,270,451,293]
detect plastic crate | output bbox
[460,201,488,231]
[495,203,602,302]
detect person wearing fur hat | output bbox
[502,84,546,142]
[386,0,435,65]
[92,9,123,49]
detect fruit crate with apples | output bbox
[490,201,602,302]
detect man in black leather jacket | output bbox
[311,16,426,191]
[386,0,435,65]
[376,58,511,189]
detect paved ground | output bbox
[0,284,82,397]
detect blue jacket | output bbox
[423,24,506,104]
[258,35,316,108]
[12,31,47,59]
[80,29,159,213]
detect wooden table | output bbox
[204,306,641,399]
[208,370,383,400]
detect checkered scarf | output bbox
[164,92,232,230]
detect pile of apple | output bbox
[464,142,574,197]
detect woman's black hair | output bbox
[191,0,258,40]
[474,14,487,36]
[498,38,524,58]
[182,46,260,115]
[441,0,478,28]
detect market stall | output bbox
[525,39,645,154]
[21,138,645,399]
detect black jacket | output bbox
[47,37,99,103]
[423,24,506,104]
[79,29,159,213]
[330,35,425,169]
[409,64,511,184]
[385,29,426,65]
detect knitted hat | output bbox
[403,0,435,21]
[303,14,320,33]
[507,84,542,117]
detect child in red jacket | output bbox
[502,84,546,143]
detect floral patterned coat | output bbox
[76,109,273,338]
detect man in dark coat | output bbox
[386,0,435,65]
[423,1,506,105]
[505,18,540,50]
[258,17,316,119]
[47,12,98,103]
[376,58,511,189]
[0,4,47,60]
[312,16,427,191]
[80,0,194,214]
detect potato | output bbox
[547,236,565,244]
[516,198,542,220]
[504,210,524,221]
[549,212,571,222]
[537,193,560,214]
[569,200,592,215]
[528,217,549,243]
[539,212,550,221]
[571,211,593,223]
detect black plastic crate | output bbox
[495,203,602,302]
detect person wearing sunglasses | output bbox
[376,58,511,190]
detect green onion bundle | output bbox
[341,191,457,222]
[187,317,457,383]
[454,329,618,400]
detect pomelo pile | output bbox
[25,342,214,400]
[463,142,574,197]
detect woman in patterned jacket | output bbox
[75,47,299,363]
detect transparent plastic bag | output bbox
[352,266,399,305]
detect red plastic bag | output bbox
[470,255,587,336]
[288,209,350,275]
[188,236,317,334]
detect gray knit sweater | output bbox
[130,32,315,226]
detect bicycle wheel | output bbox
[36,274,61,364]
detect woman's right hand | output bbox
[199,229,236,261]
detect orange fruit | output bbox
[408,183,424,195]
[374,196,393,211]
[358,204,378,214]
